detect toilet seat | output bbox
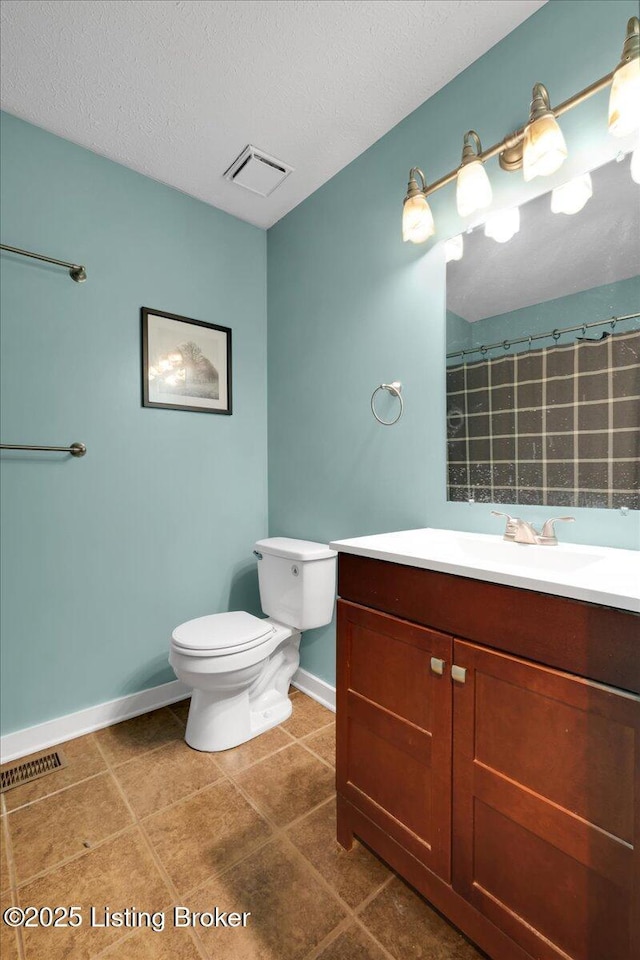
[171,611,274,657]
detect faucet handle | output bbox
[491,510,518,541]
[540,516,575,544]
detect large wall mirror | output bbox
[445,153,640,510]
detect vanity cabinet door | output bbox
[336,599,453,881]
[452,638,640,960]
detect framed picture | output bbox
[141,308,232,415]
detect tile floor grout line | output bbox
[296,739,335,772]
[2,767,111,815]
[300,914,355,960]
[90,725,231,823]
[91,736,210,960]
[1,805,27,960]
[213,737,300,778]
[126,768,228,824]
[93,737,186,904]
[101,732,190,771]
[10,822,139,891]
[94,709,185,768]
[173,781,337,905]
[281,824,396,922]
[278,831,361,916]
[350,911,402,960]
[223,758,336,838]
[286,718,335,741]
[135,768,248,824]
[91,921,209,960]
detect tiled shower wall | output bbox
[446,329,640,509]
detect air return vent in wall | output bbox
[223,145,293,197]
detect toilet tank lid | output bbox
[254,538,336,562]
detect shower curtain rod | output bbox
[446,311,640,360]
[0,243,87,282]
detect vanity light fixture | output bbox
[550,172,593,215]
[484,207,520,244]
[456,131,492,217]
[402,15,639,242]
[444,234,464,262]
[608,17,640,137]
[402,168,435,243]
[522,84,568,182]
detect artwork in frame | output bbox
[141,308,232,415]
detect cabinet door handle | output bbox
[451,665,467,684]
[430,657,445,675]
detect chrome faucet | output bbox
[491,511,575,546]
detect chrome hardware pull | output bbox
[252,550,263,560]
[451,665,467,684]
[430,657,445,676]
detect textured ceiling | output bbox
[447,154,640,323]
[0,0,545,229]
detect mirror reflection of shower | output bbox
[444,153,640,511]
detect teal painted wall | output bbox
[267,0,640,686]
[0,112,268,735]
[447,276,640,362]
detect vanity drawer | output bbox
[338,554,640,693]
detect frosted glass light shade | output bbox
[608,59,640,137]
[631,146,640,184]
[551,173,593,215]
[484,208,520,243]
[456,160,493,217]
[444,234,464,262]
[522,114,567,182]
[402,194,435,243]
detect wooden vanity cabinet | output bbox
[336,601,453,880]
[336,555,640,960]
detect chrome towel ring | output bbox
[371,381,404,426]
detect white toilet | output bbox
[169,538,336,752]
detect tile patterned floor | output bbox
[0,690,485,959]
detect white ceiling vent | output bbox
[224,145,293,197]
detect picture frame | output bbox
[141,307,232,415]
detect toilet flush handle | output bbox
[253,550,263,560]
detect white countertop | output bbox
[330,528,640,613]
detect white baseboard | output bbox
[291,667,336,712]
[0,668,335,764]
[0,679,191,764]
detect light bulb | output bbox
[484,208,520,244]
[456,160,493,217]
[522,113,567,182]
[609,58,640,138]
[444,234,464,262]
[631,146,640,184]
[551,173,593,215]
[402,193,435,244]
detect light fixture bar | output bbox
[421,71,614,198]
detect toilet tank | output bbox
[254,538,337,630]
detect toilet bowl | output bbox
[169,538,336,752]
